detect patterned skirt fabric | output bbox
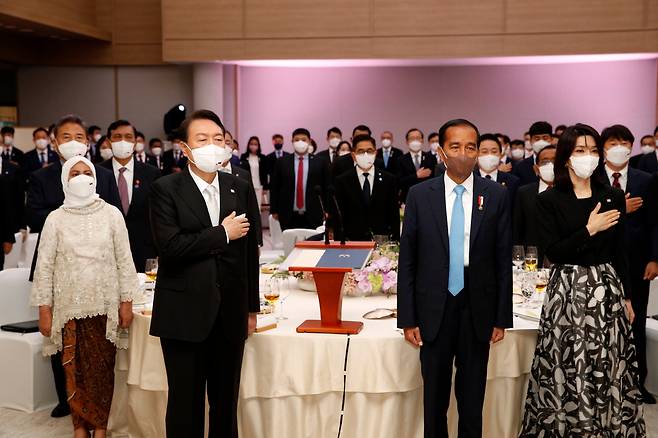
[61,315,116,432]
[520,264,645,437]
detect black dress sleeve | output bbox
[537,191,591,263]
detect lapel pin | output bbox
[605,198,611,203]
[134,179,141,189]
[501,182,507,187]
[230,188,235,194]
[477,195,484,210]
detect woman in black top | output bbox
[520,124,645,437]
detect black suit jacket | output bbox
[334,167,400,242]
[315,149,337,167]
[1,159,26,232]
[629,154,643,169]
[239,152,269,189]
[223,165,264,247]
[0,177,15,268]
[513,182,547,264]
[376,147,404,174]
[397,175,513,343]
[2,147,25,168]
[270,153,330,230]
[397,152,438,203]
[266,150,290,187]
[475,169,521,209]
[512,156,539,186]
[148,168,260,343]
[100,159,161,272]
[147,154,164,172]
[637,152,658,174]
[162,149,188,175]
[24,149,59,173]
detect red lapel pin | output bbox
[477,195,484,210]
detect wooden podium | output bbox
[287,241,375,335]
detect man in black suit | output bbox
[474,133,521,206]
[0,176,15,270]
[397,128,438,203]
[631,135,656,168]
[270,128,330,230]
[1,157,26,234]
[316,126,342,166]
[398,119,512,438]
[162,134,188,175]
[335,135,400,242]
[266,133,290,187]
[376,130,404,174]
[25,114,121,419]
[87,125,102,163]
[148,109,259,437]
[599,124,658,404]
[24,127,59,173]
[330,125,373,180]
[99,119,161,272]
[637,126,658,174]
[147,137,165,171]
[1,126,25,168]
[513,121,553,185]
[513,145,556,267]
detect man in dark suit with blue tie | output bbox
[599,124,658,404]
[376,130,404,174]
[398,119,512,438]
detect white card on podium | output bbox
[279,248,325,270]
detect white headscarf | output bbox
[61,156,100,209]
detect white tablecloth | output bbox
[108,277,539,438]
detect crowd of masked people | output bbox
[0,114,657,436]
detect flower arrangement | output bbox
[347,242,399,297]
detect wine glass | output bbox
[525,246,538,272]
[534,269,549,302]
[277,278,290,321]
[512,246,525,271]
[264,277,281,316]
[145,258,158,291]
[521,272,535,307]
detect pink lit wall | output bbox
[236,59,657,155]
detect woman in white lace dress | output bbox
[31,156,137,438]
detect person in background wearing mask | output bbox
[147,138,164,171]
[266,133,289,188]
[87,125,102,163]
[223,130,243,168]
[637,125,658,174]
[32,156,136,438]
[336,140,351,157]
[26,114,120,419]
[554,124,567,138]
[598,124,658,404]
[376,130,403,174]
[308,138,317,155]
[513,145,556,267]
[0,175,15,271]
[514,121,552,185]
[1,126,25,168]
[331,125,372,180]
[523,131,533,158]
[98,136,113,161]
[631,134,656,168]
[521,124,645,437]
[495,133,513,172]
[162,133,187,175]
[133,131,147,164]
[398,118,511,438]
[240,135,269,211]
[397,128,437,203]
[99,119,161,272]
[509,139,526,166]
[148,110,259,438]
[334,135,400,242]
[428,132,442,162]
[270,127,330,230]
[475,133,520,205]
[25,127,58,173]
[316,126,342,165]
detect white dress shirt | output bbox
[112,157,135,203]
[604,164,628,192]
[189,169,231,244]
[248,155,262,188]
[480,169,498,181]
[356,166,374,195]
[411,151,423,168]
[444,172,473,266]
[538,180,550,194]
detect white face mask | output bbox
[605,145,631,166]
[111,140,135,159]
[3,135,13,146]
[524,140,532,150]
[35,139,49,150]
[328,138,341,149]
[478,154,500,173]
[100,148,114,160]
[408,140,422,153]
[569,155,599,179]
[293,140,309,154]
[355,152,375,171]
[93,133,102,143]
[381,139,392,148]
[58,140,88,160]
[538,162,554,183]
[67,174,96,199]
[187,144,225,173]
[641,145,655,155]
[532,139,551,154]
[150,147,162,156]
[511,148,525,160]
[134,142,145,153]
[308,146,315,154]
[430,142,440,153]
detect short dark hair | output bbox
[292,128,311,139]
[529,121,552,137]
[405,128,424,141]
[54,114,86,137]
[438,119,480,148]
[107,119,136,138]
[641,134,654,143]
[600,124,634,145]
[495,133,510,145]
[178,109,226,142]
[135,131,145,140]
[428,132,440,142]
[337,140,352,151]
[479,133,502,153]
[247,136,262,155]
[536,145,556,162]
[653,125,658,136]
[149,137,162,147]
[1,126,15,135]
[32,127,48,138]
[555,124,567,133]
[352,124,371,137]
[327,127,342,138]
[510,139,524,148]
[351,134,376,150]
[554,123,604,191]
[87,125,101,135]
[272,133,283,141]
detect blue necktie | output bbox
[448,185,465,296]
[384,150,389,167]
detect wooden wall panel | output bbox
[113,0,161,45]
[162,0,243,39]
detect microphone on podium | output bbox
[327,185,346,245]
[314,185,330,245]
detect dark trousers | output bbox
[160,315,246,438]
[51,352,68,405]
[282,211,314,231]
[420,286,490,438]
[630,275,650,386]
